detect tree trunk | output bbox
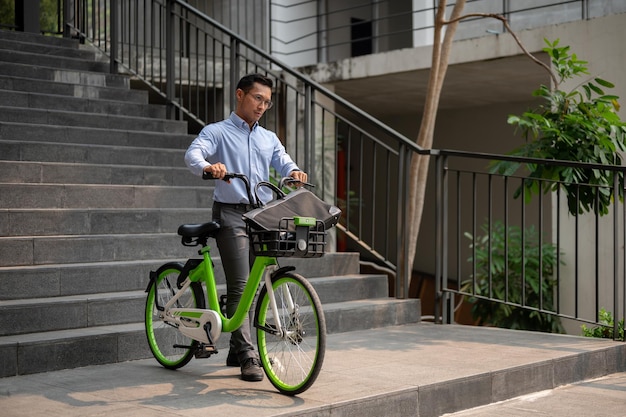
[406,0,466,280]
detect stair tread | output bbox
[0,274,385,305]
[0,30,81,48]
[0,91,170,115]
[0,74,148,102]
[0,105,182,127]
[0,124,194,141]
[0,61,130,89]
[0,297,418,344]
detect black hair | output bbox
[236,73,273,92]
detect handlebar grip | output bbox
[202,171,236,181]
[279,176,315,188]
[202,171,216,180]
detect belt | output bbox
[214,201,256,212]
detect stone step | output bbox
[0,233,190,267]
[0,48,109,73]
[0,74,148,102]
[0,104,184,133]
[0,297,420,376]
[0,89,173,121]
[0,60,130,89]
[0,161,203,187]
[0,260,189,301]
[0,123,193,149]
[0,274,391,336]
[0,253,362,300]
[0,183,211,209]
[0,29,80,48]
[0,207,209,237]
[0,37,96,60]
[0,140,190,166]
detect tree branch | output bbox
[443,12,559,87]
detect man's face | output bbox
[235,82,273,126]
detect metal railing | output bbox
[64,0,426,297]
[434,150,626,339]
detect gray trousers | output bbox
[212,202,259,362]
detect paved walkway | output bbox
[1,323,624,417]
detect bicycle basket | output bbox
[247,217,326,258]
[243,185,341,232]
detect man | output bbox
[184,73,307,382]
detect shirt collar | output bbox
[230,112,258,131]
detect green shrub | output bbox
[462,221,564,333]
[581,309,625,341]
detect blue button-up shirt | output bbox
[184,112,300,205]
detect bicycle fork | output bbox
[261,266,298,341]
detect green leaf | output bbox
[595,78,615,88]
[588,83,605,96]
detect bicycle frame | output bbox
[161,242,281,344]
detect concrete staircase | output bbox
[0,30,421,377]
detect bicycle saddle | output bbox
[177,221,221,238]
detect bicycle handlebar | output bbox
[202,171,256,205]
[203,171,314,207]
[278,176,315,189]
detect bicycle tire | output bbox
[145,262,205,369]
[255,272,326,395]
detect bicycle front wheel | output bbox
[255,271,326,395]
[145,262,205,369]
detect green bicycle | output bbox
[144,172,333,395]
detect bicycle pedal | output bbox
[194,344,217,358]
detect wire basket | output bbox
[248,217,326,258]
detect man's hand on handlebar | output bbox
[203,163,228,181]
[289,170,308,186]
[279,170,313,189]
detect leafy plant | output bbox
[581,308,625,341]
[491,39,626,216]
[462,221,564,333]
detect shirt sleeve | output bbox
[270,133,300,177]
[184,126,215,177]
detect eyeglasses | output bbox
[247,93,273,109]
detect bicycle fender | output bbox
[177,258,203,288]
[145,262,185,293]
[271,265,296,279]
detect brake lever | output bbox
[279,177,315,189]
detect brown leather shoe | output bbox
[240,357,264,381]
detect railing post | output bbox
[623,178,626,341]
[304,84,312,175]
[166,0,175,119]
[396,145,409,299]
[230,38,239,113]
[434,152,451,323]
[63,0,72,38]
[613,171,620,340]
[110,0,118,74]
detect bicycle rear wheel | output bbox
[145,262,205,369]
[255,272,326,395]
